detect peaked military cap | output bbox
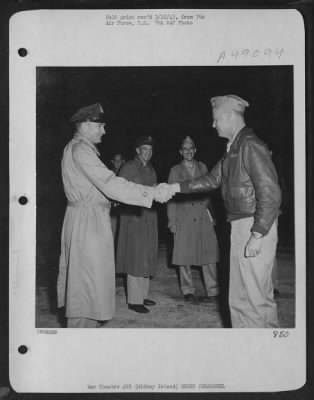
[70,103,105,123]
[210,95,249,113]
[135,135,154,148]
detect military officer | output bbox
[167,136,220,303]
[173,95,282,328]
[57,104,172,327]
[116,136,158,314]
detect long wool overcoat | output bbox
[116,157,158,277]
[167,160,220,266]
[57,134,154,321]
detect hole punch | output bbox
[18,196,28,205]
[18,48,28,57]
[18,345,28,354]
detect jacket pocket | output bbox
[229,186,252,198]
[228,186,256,213]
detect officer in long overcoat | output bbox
[57,105,161,328]
[116,136,158,314]
[167,136,220,303]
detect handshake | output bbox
[153,183,180,203]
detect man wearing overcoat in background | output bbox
[167,136,219,303]
[175,95,282,328]
[57,105,171,328]
[116,136,158,314]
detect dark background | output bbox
[36,65,294,273]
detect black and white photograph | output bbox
[7,8,308,394]
[35,65,295,330]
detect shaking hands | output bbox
[153,183,180,203]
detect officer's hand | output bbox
[245,235,263,258]
[169,224,176,234]
[154,183,178,203]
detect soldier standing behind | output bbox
[111,153,125,175]
[167,136,220,303]
[116,136,158,314]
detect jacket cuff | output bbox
[141,187,154,208]
[251,223,268,237]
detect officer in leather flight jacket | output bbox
[180,126,281,236]
[178,95,281,328]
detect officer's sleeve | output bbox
[243,139,282,235]
[167,168,177,228]
[73,145,154,208]
[179,159,223,193]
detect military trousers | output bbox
[229,217,279,328]
[127,275,150,305]
[180,264,219,297]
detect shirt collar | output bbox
[135,155,150,168]
[73,132,100,156]
[226,125,246,153]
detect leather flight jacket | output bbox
[180,127,282,236]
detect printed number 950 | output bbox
[273,330,289,338]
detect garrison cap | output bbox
[210,95,249,113]
[181,136,196,148]
[135,135,154,148]
[70,103,105,123]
